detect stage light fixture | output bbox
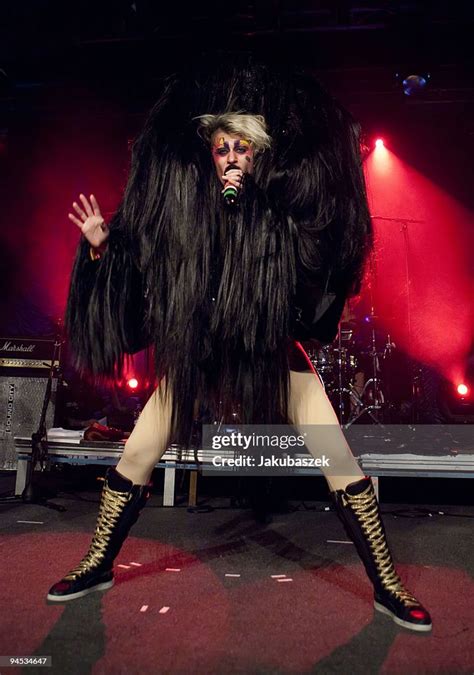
[127,378,139,390]
[456,383,469,397]
[375,138,384,149]
[402,74,428,96]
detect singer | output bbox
[47,58,431,632]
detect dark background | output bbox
[1,1,473,333]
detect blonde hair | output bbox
[196,112,271,153]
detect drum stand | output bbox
[332,326,353,424]
[343,310,390,427]
[327,324,367,426]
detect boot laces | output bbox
[346,485,419,607]
[64,486,130,580]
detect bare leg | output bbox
[287,368,432,631]
[47,381,173,602]
[287,369,364,491]
[116,382,173,485]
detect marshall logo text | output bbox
[1,341,35,353]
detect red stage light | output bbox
[127,378,139,390]
[456,383,469,396]
[375,138,384,148]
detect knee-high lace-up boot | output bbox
[332,476,432,632]
[47,467,150,602]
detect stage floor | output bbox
[0,472,473,674]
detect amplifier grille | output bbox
[0,376,57,470]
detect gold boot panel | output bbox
[344,484,419,607]
[64,485,131,581]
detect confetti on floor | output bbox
[140,605,148,613]
[159,607,170,614]
[130,562,142,567]
[271,574,287,579]
[17,520,44,524]
[225,573,241,578]
[165,568,181,572]
[118,564,132,569]
[277,578,293,583]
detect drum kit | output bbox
[306,307,396,426]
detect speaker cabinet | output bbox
[0,376,57,470]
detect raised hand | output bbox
[68,194,109,250]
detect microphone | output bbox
[222,164,242,207]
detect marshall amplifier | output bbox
[0,337,61,470]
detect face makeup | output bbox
[211,131,254,185]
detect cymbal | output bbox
[339,319,357,326]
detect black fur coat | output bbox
[66,57,372,445]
